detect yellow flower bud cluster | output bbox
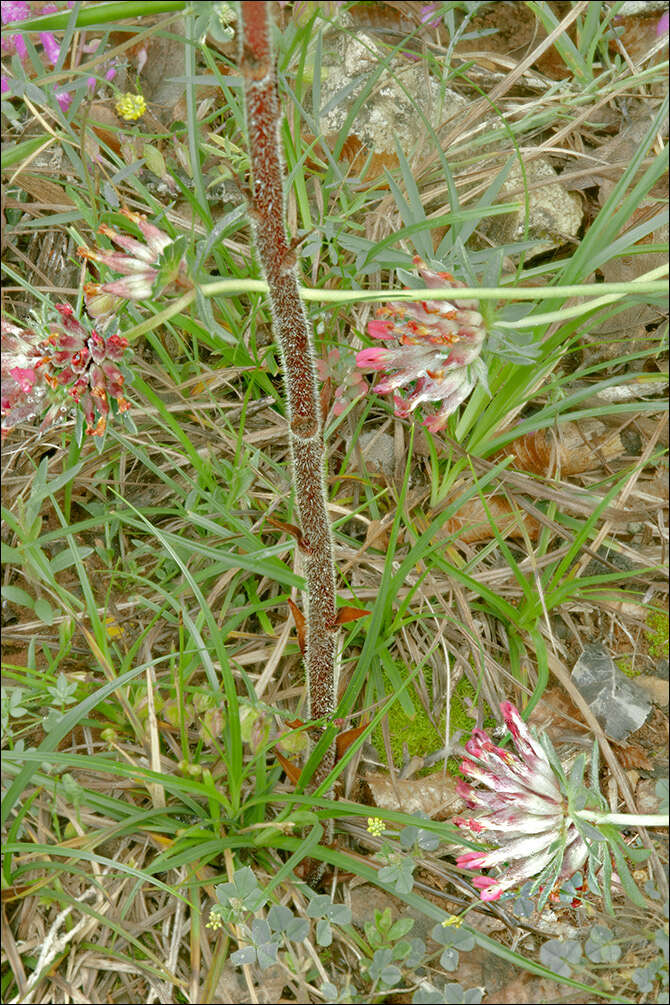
[115,93,146,121]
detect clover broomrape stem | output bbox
[240,4,338,786]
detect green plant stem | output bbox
[198,270,667,304]
[576,811,669,828]
[1,1,185,32]
[121,272,668,342]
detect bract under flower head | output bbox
[356,256,487,431]
[454,702,589,904]
[1,304,131,438]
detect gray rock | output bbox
[571,644,651,741]
[616,1,668,14]
[357,430,395,478]
[480,158,583,258]
[306,19,466,167]
[655,658,669,681]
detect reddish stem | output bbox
[239,4,338,785]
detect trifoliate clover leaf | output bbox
[432,923,475,952]
[368,948,401,986]
[540,938,582,977]
[399,823,440,851]
[632,959,663,993]
[306,894,351,925]
[215,867,265,920]
[584,925,621,964]
[378,857,415,895]
[266,904,308,942]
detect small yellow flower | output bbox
[206,909,224,931]
[442,914,463,928]
[115,92,146,121]
[366,817,385,837]
[104,615,125,639]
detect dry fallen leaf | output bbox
[363,770,463,819]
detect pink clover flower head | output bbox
[356,256,487,431]
[79,208,189,319]
[1,304,131,437]
[658,11,669,36]
[1,0,30,58]
[1,2,77,108]
[1,2,32,22]
[454,702,589,905]
[1,318,47,433]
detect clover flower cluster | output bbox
[1,1,116,110]
[454,702,589,903]
[1,304,130,437]
[115,92,146,121]
[356,256,487,432]
[79,208,189,320]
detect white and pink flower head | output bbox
[1,303,130,438]
[79,209,189,322]
[454,702,589,904]
[356,256,487,431]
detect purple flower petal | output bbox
[1,2,31,25]
[39,31,60,65]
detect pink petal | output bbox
[39,31,60,65]
[356,347,388,370]
[8,366,37,392]
[97,272,156,300]
[367,320,394,340]
[55,91,72,112]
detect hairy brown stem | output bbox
[239,4,339,786]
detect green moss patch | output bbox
[647,608,669,662]
[372,668,493,775]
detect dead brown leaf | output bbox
[363,770,462,819]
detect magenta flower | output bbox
[420,3,443,27]
[1,304,131,438]
[1,1,99,111]
[1,319,48,434]
[79,208,189,318]
[1,2,31,60]
[356,256,487,432]
[454,702,589,904]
